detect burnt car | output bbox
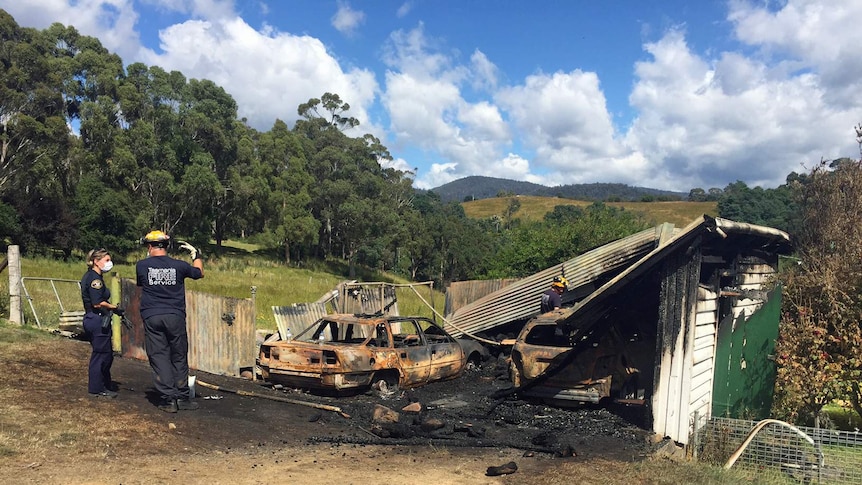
[509,312,653,405]
[258,313,488,393]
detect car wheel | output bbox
[371,372,399,398]
[465,352,483,371]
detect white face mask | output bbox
[100,261,114,273]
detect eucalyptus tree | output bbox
[256,119,318,262]
[294,93,410,275]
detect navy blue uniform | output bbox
[540,288,562,313]
[81,269,113,394]
[136,255,203,401]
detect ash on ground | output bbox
[262,354,655,461]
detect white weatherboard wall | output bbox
[690,285,718,434]
[655,257,777,445]
[652,254,700,445]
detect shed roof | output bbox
[552,215,791,336]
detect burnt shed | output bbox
[552,215,791,444]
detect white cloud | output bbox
[381,157,414,174]
[497,70,622,167]
[729,0,862,106]
[470,50,498,91]
[331,1,365,36]
[396,2,413,18]
[421,162,459,189]
[382,26,516,188]
[625,26,857,190]
[142,15,379,132]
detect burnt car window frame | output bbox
[524,323,570,347]
[416,317,456,344]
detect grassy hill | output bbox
[462,196,718,227]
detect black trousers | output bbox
[143,313,190,401]
[83,312,113,394]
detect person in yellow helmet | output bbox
[540,276,568,313]
[135,230,204,413]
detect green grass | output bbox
[462,195,718,227]
[823,402,862,431]
[0,245,446,331]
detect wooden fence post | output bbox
[8,245,22,325]
[111,274,121,352]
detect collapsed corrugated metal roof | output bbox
[444,215,791,341]
[444,225,671,338]
[553,215,791,337]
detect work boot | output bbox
[90,390,118,399]
[177,398,199,411]
[158,398,178,413]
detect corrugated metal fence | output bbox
[120,279,256,377]
[444,279,519,315]
[273,302,328,339]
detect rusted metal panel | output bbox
[119,279,256,377]
[445,226,663,338]
[186,291,255,377]
[120,280,147,361]
[273,303,328,340]
[444,279,519,315]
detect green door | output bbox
[712,286,781,419]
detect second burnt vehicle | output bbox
[258,313,489,394]
[509,309,654,406]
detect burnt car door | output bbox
[389,318,431,386]
[417,317,464,381]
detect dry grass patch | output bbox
[462,196,717,227]
[0,325,197,463]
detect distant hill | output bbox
[462,195,717,228]
[430,176,687,202]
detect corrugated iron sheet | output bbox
[120,279,256,377]
[444,226,665,338]
[186,291,256,377]
[273,302,328,339]
[444,279,519,315]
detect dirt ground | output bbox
[0,332,668,484]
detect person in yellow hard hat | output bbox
[540,276,568,313]
[135,230,204,413]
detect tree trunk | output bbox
[851,383,862,423]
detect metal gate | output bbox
[120,279,256,377]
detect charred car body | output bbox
[509,277,658,406]
[258,313,488,393]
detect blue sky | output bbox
[3,1,861,192]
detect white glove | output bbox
[177,241,201,260]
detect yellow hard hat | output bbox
[552,276,568,290]
[140,230,170,247]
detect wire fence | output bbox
[697,417,862,484]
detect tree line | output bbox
[0,12,652,284]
